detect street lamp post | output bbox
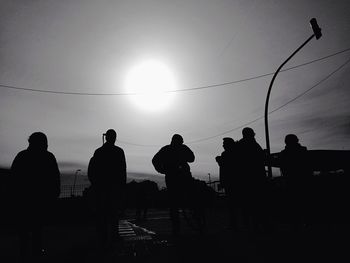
[264,18,322,178]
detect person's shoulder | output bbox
[237,139,244,145]
[255,141,263,150]
[115,145,124,150]
[300,145,308,154]
[114,145,125,153]
[153,145,171,157]
[159,145,171,152]
[182,144,192,150]
[93,145,104,155]
[46,151,57,159]
[236,139,247,149]
[16,149,28,157]
[12,150,28,163]
[180,144,192,153]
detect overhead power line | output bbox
[1,49,349,147]
[187,56,350,144]
[118,56,350,147]
[0,47,349,95]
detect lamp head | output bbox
[310,18,322,40]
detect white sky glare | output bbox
[0,0,350,180]
[124,59,177,112]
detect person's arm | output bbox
[10,153,22,190]
[121,150,127,186]
[10,154,20,176]
[216,155,222,166]
[152,148,166,174]
[51,154,61,199]
[87,155,97,185]
[183,145,195,163]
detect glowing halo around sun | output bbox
[125,60,177,112]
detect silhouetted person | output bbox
[279,134,312,228]
[152,134,195,236]
[88,129,127,249]
[11,132,61,261]
[237,127,267,232]
[216,137,239,229]
[280,134,312,180]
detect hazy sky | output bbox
[1,0,349,180]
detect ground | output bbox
[1,206,349,263]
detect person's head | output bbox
[28,132,48,151]
[284,134,299,146]
[171,134,184,146]
[223,137,235,150]
[242,127,255,139]
[105,129,117,144]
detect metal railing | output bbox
[206,180,225,195]
[59,180,224,199]
[59,184,90,198]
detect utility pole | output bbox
[264,18,322,178]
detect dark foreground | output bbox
[1,205,350,263]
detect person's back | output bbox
[91,143,126,189]
[10,132,60,259]
[236,128,268,232]
[88,129,126,248]
[279,134,312,227]
[216,137,237,190]
[237,128,266,184]
[11,132,60,211]
[280,134,312,182]
[216,137,241,229]
[152,134,195,235]
[152,134,194,182]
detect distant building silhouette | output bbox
[152,134,195,236]
[11,132,61,260]
[88,129,127,248]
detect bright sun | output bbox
[125,60,176,112]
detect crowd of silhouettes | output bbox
[8,127,349,261]
[216,127,268,232]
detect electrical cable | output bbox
[0,47,349,95]
[117,56,350,146]
[187,56,350,144]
